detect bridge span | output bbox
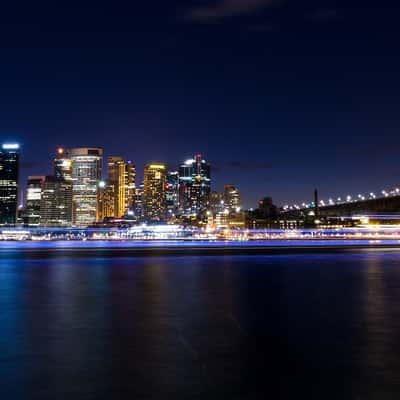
[282,194,400,219]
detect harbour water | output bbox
[1,242,400,399]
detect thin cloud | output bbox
[185,0,276,22]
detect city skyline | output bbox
[7,141,400,212]
[3,4,400,400]
[3,144,248,228]
[2,0,400,208]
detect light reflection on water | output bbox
[1,251,400,398]
[0,239,399,250]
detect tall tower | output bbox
[144,163,166,222]
[223,184,241,212]
[40,176,73,227]
[0,143,20,226]
[108,157,126,218]
[166,171,179,218]
[69,148,103,226]
[54,147,72,181]
[125,160,136,213]
[133,182,144,221]
[178,154,211,216]
[106,157,136,218]
[26,176,45,226]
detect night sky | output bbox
[1,0,400,208]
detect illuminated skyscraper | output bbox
[26,176,45,226]
[125,161,136,213]
[0,143,20,226]
[133,182,144,221]
[69,148,103,226]
[107,157,126,218]
[144,163,166,222]
[54,148,72,181]
[166,171,179,218]
[96,181,107,222]
[223,184,241,212]
[40,176,73,226]
[210,191,224,215]
[106,157,136,218]
[101,186,115,220]
[178,154,211,216]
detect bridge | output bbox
[281,187,400,220]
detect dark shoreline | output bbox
[1,243,400,258]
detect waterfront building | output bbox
[133,183,144,221]
[125,160,136,213]
[210,191,224,215]
[178,154,211,216]
[0,143,20,226]
[69,148,103,226]
[101,185,116,220]
[224,184,241,212]
[215,210,229,229]
[246,197,279,229]
[26,176,45,226]
[40,176,73,227]
[166,171,179,218]
[144,163,166,222]
[96,181,107,222]
[106,157,136,218]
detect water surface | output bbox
[1,247,400,399]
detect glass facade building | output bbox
[54,148,73,181]
[144,163,166,222]
[106,157,136,218]
[69,148,103,226]
[40,175,73,227]
[0,144,20,226]
[26,176,45,226]
[178,154,211,216]
[223,184,241,212]
[166,171,179,218]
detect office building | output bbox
[133,183,144,221]
[100,184,115,220]
[210,191,224,215]
[166,171,179,218]
[54,148,72,181]
[40,176,73,226]
[26,176,45,226]
[125,160,136,213]
[69,147,103,226]
[178,154,211,216]
[106,157,136,218]
[224,184,241,212]
[144,163,166,222]
[0,143,20,226]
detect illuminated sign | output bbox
[2,143,19,150]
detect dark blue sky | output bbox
[1,0,400,208]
